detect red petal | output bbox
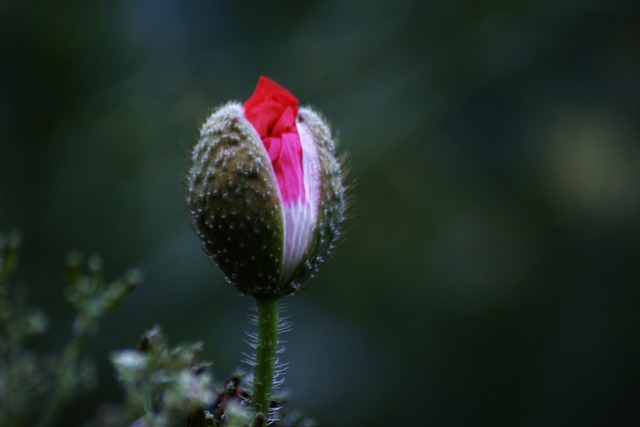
[244,101,282,139]
[244,76,298,118]
[243,76,304,205]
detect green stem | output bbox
[252,295,280,420]
[36,335,85,427]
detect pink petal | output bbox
[274,132,304,205]
[280,121,321,282]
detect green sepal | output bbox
[188,103,285,296]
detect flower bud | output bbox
[188,77,346,297]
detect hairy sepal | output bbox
[188,102,284,296]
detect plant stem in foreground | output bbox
[36,335,86,427]
[252,295,279,419]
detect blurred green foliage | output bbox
[0,232,140,427]
[110,326,317,427]
[111,327,222,427]
[1,1,638,426]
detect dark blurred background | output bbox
[1,1,639,426]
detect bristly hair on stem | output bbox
[245,297,291,423]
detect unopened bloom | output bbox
[188,77,346,297]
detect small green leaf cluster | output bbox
[64,251,143,338]
[111,326,317,427]
[112,326,223,427]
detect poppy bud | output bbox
[188,77,346,297]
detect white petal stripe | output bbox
[280,122,321,283]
